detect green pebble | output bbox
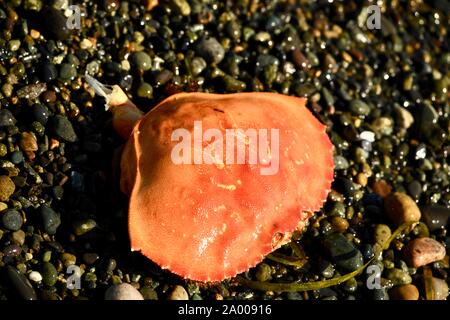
[59,63,77,81]
[136,82,153,99]
[130,51,152,71]
[255,263,271,282]
[349,99,371,116]
[41,262,58,287]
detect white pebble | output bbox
[105,283,144,300]
[29,271,42,283]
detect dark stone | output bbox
[196,37,225,64]
[40,205,61,235]
[0,109,17,127]
[5,266,37,300]
[39,7,71,41]
[52,115,77,142]
[422,205,450,232]
[32,103,50,125]
[2,209,23,231]
[323,233,364,272]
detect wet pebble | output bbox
[105,283,144,300]
[403,237,446,268]
[0,175,15,201]
[130,51,152,72]
[32,104,50,125]
[374,224,391,247]
[389,284,419,300]
[255,263,272,282]
[323,233,363,272]
[421,205,450,232]
[349,99,370,116]
[40,205,61,235]
[2,209,23,231]
[0,109,17,127]
[5,266,37,300]
[384,192,421,226]
[41,262,58,287]
[196,38,225,64]
[28,271,43,283]
[384,268,412,285]
[429,277,449,300]
[168,285,189,300]
[52,115,77,142]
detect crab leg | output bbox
[85,74,144,139]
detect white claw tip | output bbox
[85,73,113,111]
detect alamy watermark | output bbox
[66,5,81,30]
[171,121,280,176]
[366,5,381,30]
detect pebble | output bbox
[389,284,419,300]
[384,192,421,226]
[394,105,414,130]
[136,82,153,99]
[73,219,97,236]
[0,109,17,127]
[29,271,43,283]
[130,51,152,71]
[41,262,58,286]
[12,230,26,245]
[40,205,61,235]
[349,99,371,116]
[421,205,450,232]
[32,103,50,124]
[5,266,37,300]
[53,115,78,142]
[255,263,272,282]
[374,224,392,247]
[2,209,23,231]
[330,216,349,233]
[59,63,77,81]
[169,0,191,16]
[403,237,446,268]
[196,38,225,64]
[0,175,15,201]
[384,268,412,285]
[40,7,70,40]
[371,180,392,198]
[429,277,449,300]
[190,57,207,76]
[41,63,58,82]
[105,283,144,300]
[61,253,76,267]
[168,285,189,300]
[323,233,364,272]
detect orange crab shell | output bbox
[121,92,334,282]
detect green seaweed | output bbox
[236,222,417,292]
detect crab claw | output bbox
[120,92,334,282]
[85,74,143,139]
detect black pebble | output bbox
[0,109,17,127]
[5,266,37,300]
[52,115,77,142]
[2,209,23,231]
[40,205,61,235]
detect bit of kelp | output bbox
[266,252,307,268]
[423,266,435,300]
[236,222,417,292]
[289,241,307,259]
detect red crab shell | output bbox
[121,92,334,282]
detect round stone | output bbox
[389,284,419,300]
[130,51,152,71]
[384,192,421,226]
[403,237,446,268]
[2,209,23,231]
[105,283,144,300]
[168,285,189,300]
